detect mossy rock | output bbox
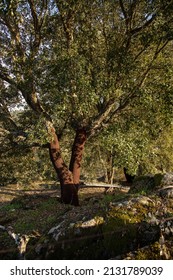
[134,240,173,260]
[130,173,173,194]
[160,173,173,187]
[34,216,106,260]
[129,175,155,194]
[102,217,138,258]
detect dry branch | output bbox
[0,225,40,259]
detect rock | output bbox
[109,200,130,208]
[0,225,5,231]
[160,219,173,235]
[48,221,65,241]
[80,216,104,228]
[35,244,44,254]
[69,223,75,228]
[131,196,153,206]
[22,185,173,260]
[159,186,173,198]
[137,221,160,247]
[147,213,160,225]
[48,222,64,235]
[160,173,173,187]
[129,173,173,194]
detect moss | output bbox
[108,202,148,224]
[102,217,137,258]
[154,174,164,187]
[102,204,141,257]
[135,242,161,260]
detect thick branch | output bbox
[69,128,87,186]
[87,99,116,137]
[55,1,74,49]
[28,0,40,30]
[0,103,19,131]
[28,0,42,54]
[119,0,129,29]
[2,12,25,58]
[119,0,127,19]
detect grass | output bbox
[0,195,65,235]
[0,202,23,212]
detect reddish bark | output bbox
[49,127,79,206]
[69,128,87,190]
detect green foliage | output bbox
[97,81,173,176]
[0,0,173,182]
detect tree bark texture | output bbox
[49,127,79,206]
[69,128,87,191]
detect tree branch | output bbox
[87,37,170,138]
[0,225,40,260]
[0,105,19,131]
[55,1,74,49]
[104,40,170,125]
[119,0,128,20]
[0,69,19,89]
[2,7,25,58]
[87,99,116,137]
[28,0,42,54]
[130,13,156,36]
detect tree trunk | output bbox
[107,167,115,185]
[69,128,87,191]
[123,167,135,183]
[19,83,85,206]
[106,150,114,184]
[49,126,79,206]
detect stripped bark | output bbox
[48,125,79,206]
[69,128,87,191]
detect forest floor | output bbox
[0,180,173,260]
[0,181,116,258]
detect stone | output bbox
[159,186,173,198]
[131,196,153,206]
[137,221,160,247]
[129,173,173,194]
[80,216,104,228]
[48,223,62,235]
[160,173,173,187]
